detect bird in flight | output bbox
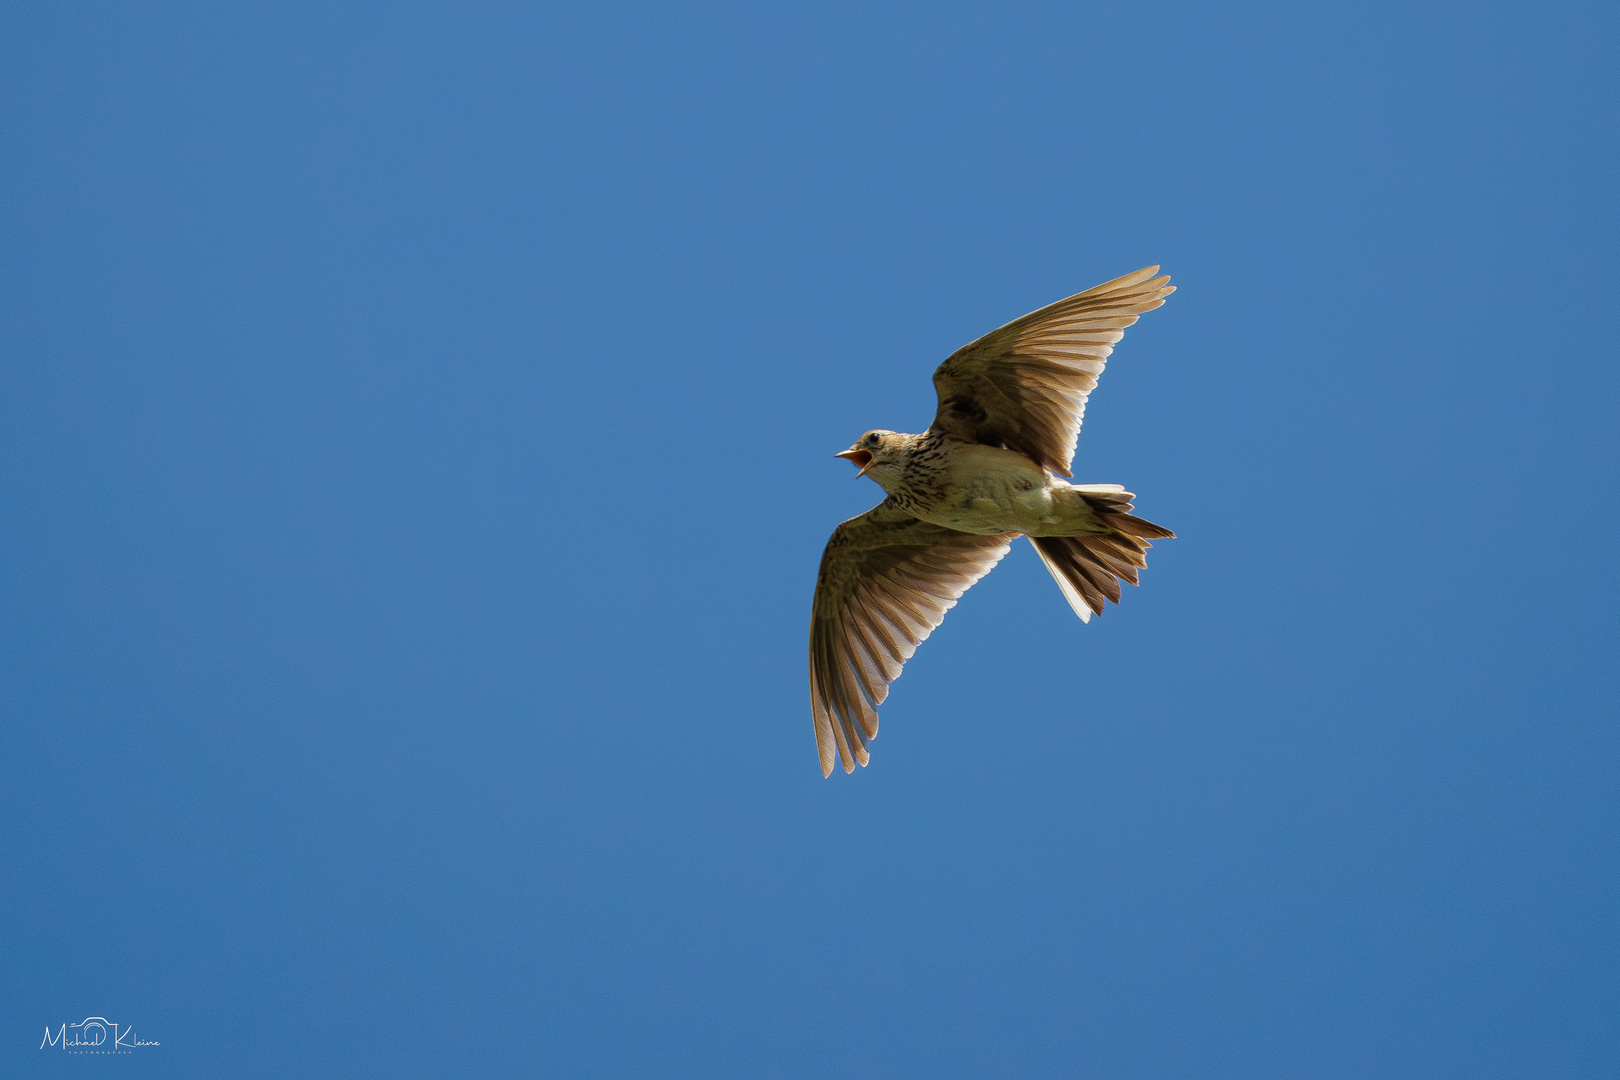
[809,265,1176,776]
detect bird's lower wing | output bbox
[809,501,1016,776]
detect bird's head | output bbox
[835,430,905,490]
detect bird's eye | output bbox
[865,433,879,445]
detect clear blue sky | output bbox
[4,2,1616,1076]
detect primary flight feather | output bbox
[809,266,1176,776]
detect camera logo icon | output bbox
[68,1018,111,1046]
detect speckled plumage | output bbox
[809,266,1177,776]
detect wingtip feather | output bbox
[1080,265,1163,297]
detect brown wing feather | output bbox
[929,266,1174,477]
[809,502,1015,776]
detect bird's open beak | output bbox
[835,448,875,477]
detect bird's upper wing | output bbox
[809,500,1016,776]
[928,266,1174,477]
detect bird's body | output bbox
[870,430,1116,537]
[809,266,1177,776]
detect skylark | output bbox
[809,265,1176,775]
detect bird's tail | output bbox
[1029,486,1173,623]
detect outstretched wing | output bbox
[809,502,1016,776]
[929,266,1174,477]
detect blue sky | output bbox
[3,1,1616,1076]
